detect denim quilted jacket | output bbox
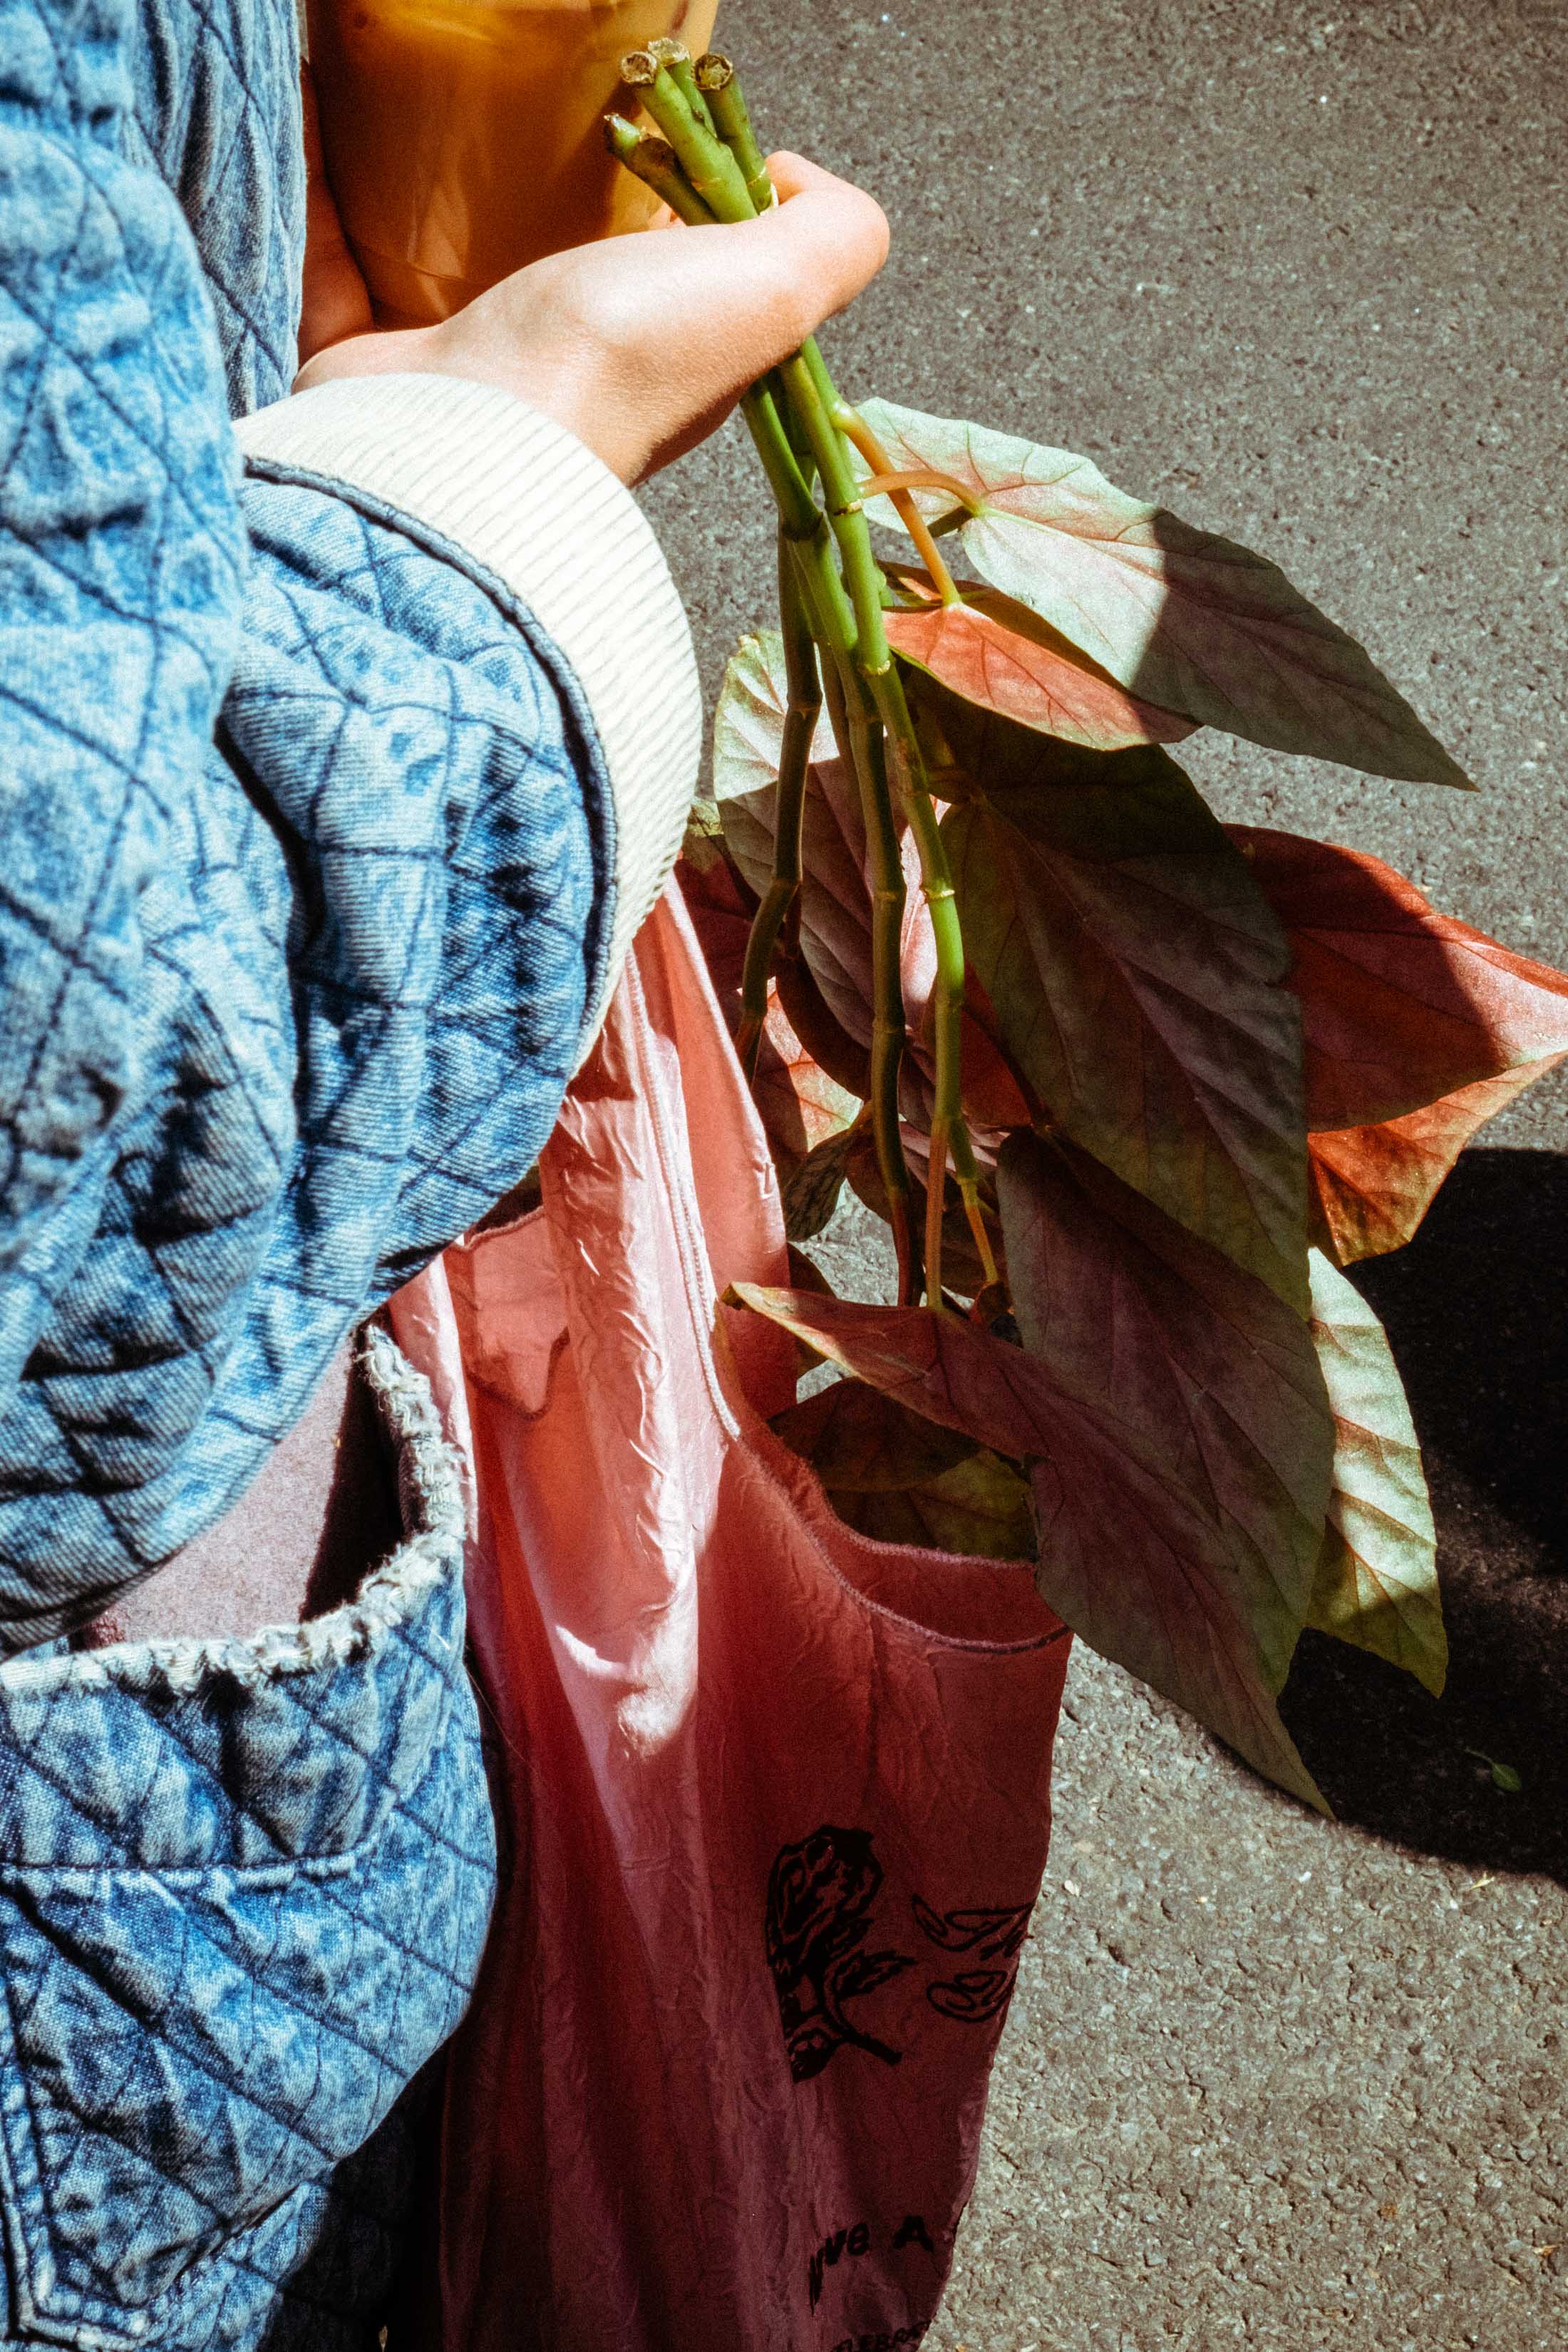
[2,0,631,1639]
[0,0,699,2336]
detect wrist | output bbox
[293,321,443,396]
[291,314,633,480]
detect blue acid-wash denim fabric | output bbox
[0,0,615,1640]
[0,1330,497,2348]
[119,0,304,414]
[0,0,618,2335]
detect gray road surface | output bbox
[642,4,1567,2344]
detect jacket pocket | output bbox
[0,1334,495,2348]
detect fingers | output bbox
[609,154,887,401]
[304,149,891,483]
[730,153,890,354]
[763,152,892,309]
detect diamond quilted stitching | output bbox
[2,472,607,1635]
[0,6,555,2341]
[125,0,303,413]
[0,1350,495,2339]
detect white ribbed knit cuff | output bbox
[234,374,701,1058]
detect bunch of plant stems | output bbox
[605,46,996,1311]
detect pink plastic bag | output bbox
[390,885,1071,2352]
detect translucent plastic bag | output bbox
[391,884,1071,2352]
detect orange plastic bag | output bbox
[390,885,1071,2351]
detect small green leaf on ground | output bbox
[1465,1749,1524,1793]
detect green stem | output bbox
[739,383,820,542]
[817,633,853,761]
[873,669,970,1306]
[797,616,916,1300]
[736,543,820,1076]
[604,122,856,661]
[695,53,775,212]
[604,118,716,226]
[769,383,859,651]
[949,1121,1000,1289]
[604,77,932,1304]
[775,354,891,671]
[619,52,757,221]
[841,671,918,1304]
[646,38,717,136]
[800,337,843,427]
[606,128,856,660]
[837,408,966,609]
[786,568,917,1299]
[774,350,973,1301]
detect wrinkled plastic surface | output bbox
[308,0,719,325]
[390,886,1071,2352]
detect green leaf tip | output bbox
[1466,1749,1523,1794]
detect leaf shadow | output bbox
[1281,1148,1568,1881]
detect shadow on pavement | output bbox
[1282,1148,1568,1883]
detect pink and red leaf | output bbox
[676,848,860,1167]
[855,400,1471,788]
[1232,826,1568,1130]
[1308,1061,1558,1263]
[882,564,1196,751]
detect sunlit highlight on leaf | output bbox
[712,629,835,803]
[753,986,860,1164]
[855,399,1473,787]
[1304,1252,1445,1695]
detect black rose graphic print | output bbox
[765,1827,916,2080]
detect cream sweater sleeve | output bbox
[234,372,701,1058]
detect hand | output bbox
[294,153,890,483]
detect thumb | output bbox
[641,153,890,391]
[746,151,892,342]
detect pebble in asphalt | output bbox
[641,4,1567,2345]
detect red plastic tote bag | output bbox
[389,883,1071,2352]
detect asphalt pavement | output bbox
[641,5,1567,2343]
